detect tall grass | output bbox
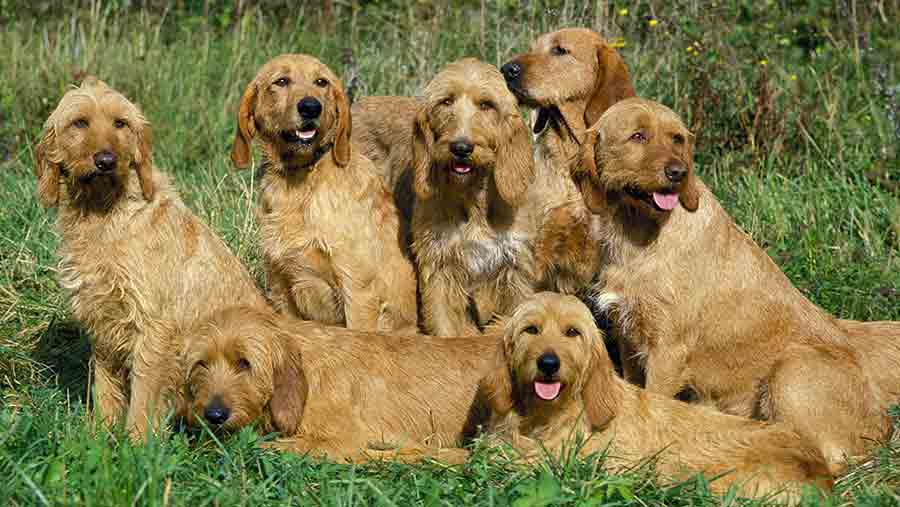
[1,1,898,504]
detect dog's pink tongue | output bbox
[652,192,679,211]
[534,381,561,401]
[453,163,472,174]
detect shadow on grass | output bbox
[34,318,92,403]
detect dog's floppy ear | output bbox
[133,115,155,201]
[230,80,258,169]
[478,340,514,416]
[584,42,635,128]
[269,340,308,435]
[679,133,700,212]
[331,80,352,167]
[581,344,620,430]
[412,106,436,200]
[494,112,535,205]
[571,128,606,213]
[35,124,61,208]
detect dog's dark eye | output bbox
[314,78,329,88]
[629,131,647,142]
[440,97,454,107]
[113,119,127,129]
[565,327,580,337]
[672,134,685,145]
[274,77,290,87]
[551,45,568,56]
[72,118,89,129]
[237,358,251,371]
[523,325,540,335]
[479,100,496,112]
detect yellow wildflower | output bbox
[618,8,628,16]
[611,37,626,49]
[759,59,768,66]
[790,74,797,81]
[648,19,658,27]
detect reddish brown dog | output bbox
[577,97,898,473]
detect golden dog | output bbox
[479,293,833,501]
[577,97,897,473]
[35,77,267,439]
[231,54,417,332]
[179,305,498,463]
[409,58,537,336]
[502,28,636,294]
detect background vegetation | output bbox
[1,0,898,505]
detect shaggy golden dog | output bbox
[479,293,833,501]
[576,97,897,473]
[179,304,498,463]
[34,77,267,439]
[501,28,635,294]
[231,54,417,332]
[408,58,536,336]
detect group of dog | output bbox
[33,26,900,501]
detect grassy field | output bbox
[1,1,899,505]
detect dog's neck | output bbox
[262,142,333,180]
[57,166,158,227]
[429,173,516,229]
[512,395,588,441]
[534,103,588,172]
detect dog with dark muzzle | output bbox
[231,54,417,333]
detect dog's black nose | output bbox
[449,139,474,158]
[536,353,560,376]
[665,162,687,183]
[204,405,230,426]
[297,97,322,119]
[501,62,522,82]
[93,151,117,173]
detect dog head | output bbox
[479,292,606,417]
[577,97,700,220]
[501,28,635,137]
[412,57,534,205]
[35,77,154,209]
[181,306,307,435]
[230,54,351,172]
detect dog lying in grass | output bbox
[479,292,834,501]
[575,97,898,473]
[178,304,497,463]
[34,77,267,439]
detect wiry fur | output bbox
[35,78,267,439]
[231,54,417,332]
[480,293,834,502]
[410,58,537,336]
[180,305,498,463]
[504,28,636,294]
[579,97,896,473]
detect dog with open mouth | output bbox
[35,77,268,440]
[500,28,636,296]
[409,58,537,336]
[479,293,834,502]
[577,97,898,474]
[231,54,417,333]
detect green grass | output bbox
[1,1,899,505]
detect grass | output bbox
[1,0,899,505]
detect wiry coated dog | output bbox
[408,58,537,336]
[35,78,267,438]
[502,28,635,294]
[231,54,417,332]
[577,97,897,472]
[179,304,498,463]
[479,293,834,501]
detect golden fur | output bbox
[577,97,897,473]
[408,58,537,336]
[503,28,635,294]
[231,54,417,332]
[35,78,267,439]
[179,304,498,463]
[479,293,833,501]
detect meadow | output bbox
[1,0,898,505]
